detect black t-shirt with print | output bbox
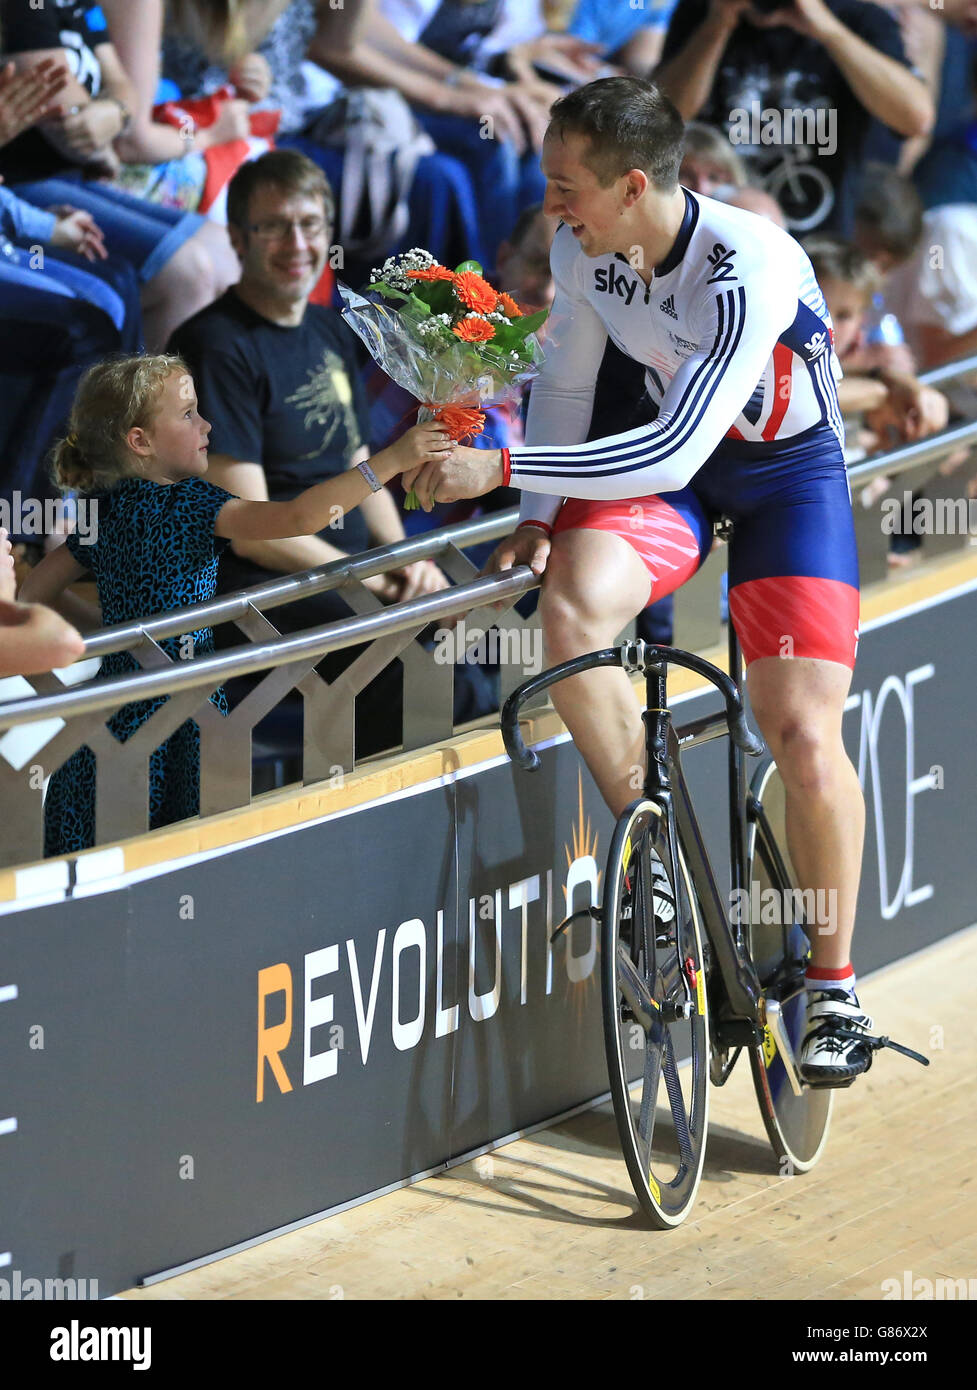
[169,289,373,562]
[0,0,108,181]
[661,0,914,234]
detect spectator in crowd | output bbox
[0,526,84,677]
[913,46,977,207]
[566,0,679,77]
[0,0,238,348]
[656,0,934,234]
[169,151,494,755]
[18,353,451,854]
[805,235,948,448]
[679,119,748,196]
[317,0,561,267]
[157,0,487,278]
[0,41,140,511]
[845,161,975,373]
[101,0,271,217]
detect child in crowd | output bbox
[19,353,452,855]
[804,236,948,456]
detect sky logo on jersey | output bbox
[594,265,638,305]
[659,294,678,319]
[803,330,829,360]
[706,242,737,284]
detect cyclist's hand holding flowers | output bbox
[403,445,504,512]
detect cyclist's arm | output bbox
[518,227,608,531]
[506,270,795,501]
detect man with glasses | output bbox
[169,149,461,758]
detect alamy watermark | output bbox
[0,492,98,545]
[728,101,837,158]
[433,617,542,673]
[729,881,838,936]
[880,492,977,538]
[0,1267,99,1300]
[882,1270,975,1300]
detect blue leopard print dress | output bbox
[43,475,234,856]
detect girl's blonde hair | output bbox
[51,354,191,495]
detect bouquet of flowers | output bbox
[339,248,548,507]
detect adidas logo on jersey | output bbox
[659,294,678,319]
[804,330,829,360]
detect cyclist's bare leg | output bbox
[539,528,655,817]
[745,655,864,971]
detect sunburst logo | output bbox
[562,769,601,904]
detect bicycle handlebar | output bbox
[501,640,765,772]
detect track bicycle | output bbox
[501,616,927,1228]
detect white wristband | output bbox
[357,460,383,493]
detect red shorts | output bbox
[550,473,859,670]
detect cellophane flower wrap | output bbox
[339,249,548,506]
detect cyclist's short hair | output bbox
[226,149,334,231]
[547,76,686,191]
[853,163,924,264]
[803,236,883,303]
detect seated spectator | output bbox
[18,352,450,854]
[158,0,486,281]
[566,0,679,77]
[169,151,496,756]
[805,235,949,450]
[102,0,274,220]
[316,0,557,268]
[0,0,238,348]
[0,525,84,677]
[0,47,140,509]
[656,0,934,234]
[679,119,748,197]
[847,161,974,373]
[720,184,787,226]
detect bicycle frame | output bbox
[639,623,765,1047]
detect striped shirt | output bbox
[511,188,844,530]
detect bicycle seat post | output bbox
[641,652,671,800]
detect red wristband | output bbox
[500,447,511,487]
[516,519,553,537]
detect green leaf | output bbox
[406,292,432,316]
[509,307,549,337]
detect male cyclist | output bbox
[406,77,873,1086]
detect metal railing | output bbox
[1,355,975,869]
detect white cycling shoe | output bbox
[799,989,875,1088]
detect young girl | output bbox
[19,353,452,856]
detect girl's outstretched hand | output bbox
[384,421,455,475]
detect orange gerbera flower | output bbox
[453,270,499,314]
[453,316,495,342]
[407,265,456,281]
[497,291,522,318]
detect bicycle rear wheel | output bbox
[601,799,710,1228]
[746,759,832,1172]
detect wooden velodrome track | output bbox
[119,923,977,1301]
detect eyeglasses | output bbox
[247,216,329,242]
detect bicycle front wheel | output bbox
[601,800,710,1228]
